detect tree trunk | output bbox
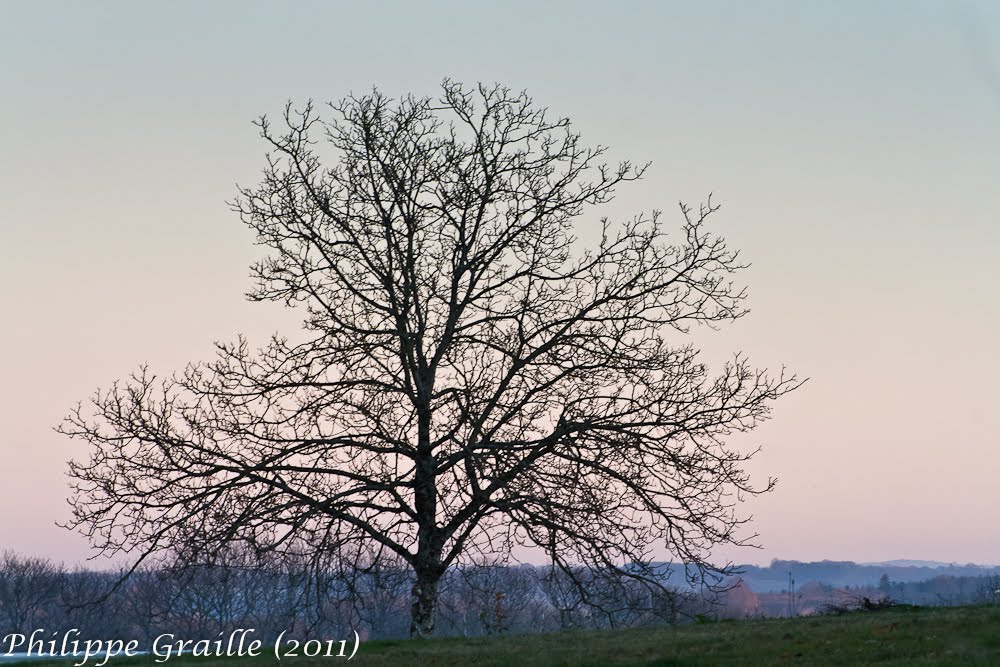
[409,566,442,638]
[410,392,442,638]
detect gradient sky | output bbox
[2,1,999,568]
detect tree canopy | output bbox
[60,80,799,636]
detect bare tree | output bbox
[59,80,799,637]
[344,552,412,639]
[118,565,172,644]
[437,561,548,636]
[56,567,129,639]
[0,551,63,635]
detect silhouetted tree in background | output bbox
[59,80,799,637]
[0,551,63,635]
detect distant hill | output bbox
[733,559,1000,592]
[860,559,995,569]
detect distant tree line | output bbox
[740,560,1000,591]
[0,549,715,643]
[8,548,998,643]
[715,572,1000,619]
[875,574,1000,607]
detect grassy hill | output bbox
[16,604,1000,666]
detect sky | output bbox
[1,0,999,568]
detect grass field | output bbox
[15,604,1000,666]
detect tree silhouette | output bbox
[60,80,800,637]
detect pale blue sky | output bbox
[2,1,999,566]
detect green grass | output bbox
[18,605,1000,666]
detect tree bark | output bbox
[409,565,442,638]
[410,390,442,637]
